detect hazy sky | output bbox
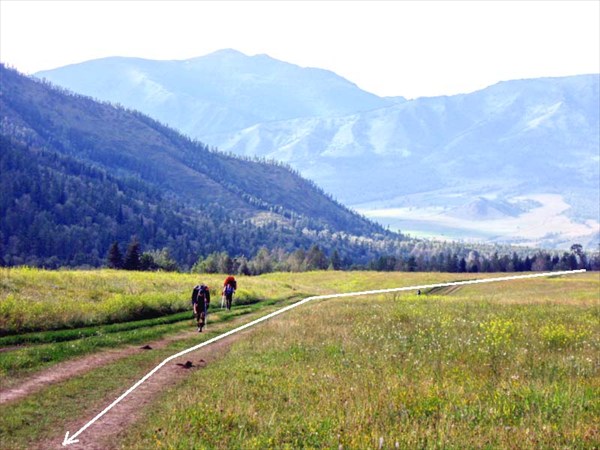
[1,0,598,98]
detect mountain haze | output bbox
[34,52,600,249]
[35,49,390,136]
[216,75,599,208]
[0,64,399,268]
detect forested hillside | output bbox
[0,65,400,268]
[1,135,333,267]
[3,65,597,271]
[36,53,598,248]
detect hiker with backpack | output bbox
[222,275,237,310]
[191,284,211,332]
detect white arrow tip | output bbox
[63,431,79,446]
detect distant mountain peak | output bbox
[197,48,252,61]
[35,51,390,135]
[1,64,396,268]
[207,48,246,56]
[30,55,599,249]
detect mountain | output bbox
[0,64,402,268]
[34,52,600,249]
[35,49,390,136]
[212,75,599,249]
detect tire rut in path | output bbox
[0,330,190,405]
[37,329,248,450]
[427,284,463,296]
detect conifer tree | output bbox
[306,245,328,270]
[329,249,342,270]
[107,241,123,269]
[124,237,141,271]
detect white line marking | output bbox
[62,269,586,446]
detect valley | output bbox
[34,51,600,249]
[358,193,600,248]
[1,269,597,449]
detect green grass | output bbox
[0,267,367,383]
[0,310,193,346]
[0,308,285,450]
[118,272,599,449]
[0,269,320,385]
[0,268,277,335]
[1,270,598,449]
[0,268,488,336]
[0,298,289,385]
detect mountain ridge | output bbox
[33,52,600,249]
[35,49,391,135]
[1,64,405,268]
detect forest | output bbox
[1,65,597,273]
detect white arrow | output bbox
[62,269,586,446]
[62,432,79,446]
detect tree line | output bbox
[366,244,596,273]
[106,239,598,275]
[0,136,402,269]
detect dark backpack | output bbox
[224,284,234,296]
[192,284,210,304]
[191,285,200,304]
[201,285,210,306]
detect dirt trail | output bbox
[37,329,249,450]
[0,345,23,353]
[1,311,258,449]
[0,330,190,404]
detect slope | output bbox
[207,75,600,248]
[211,75,599,204]
[0,65,398,268]
[34,49,391,136]
[34,52,599,248]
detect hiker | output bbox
[191,284,210,332]
[222,275,237,310]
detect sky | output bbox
[1,0,599,99]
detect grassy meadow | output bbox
[122,271,599,449]
[0,268,598,449]
[0,268,494,337]
[0,267,311,384]
[0,268,278,335]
